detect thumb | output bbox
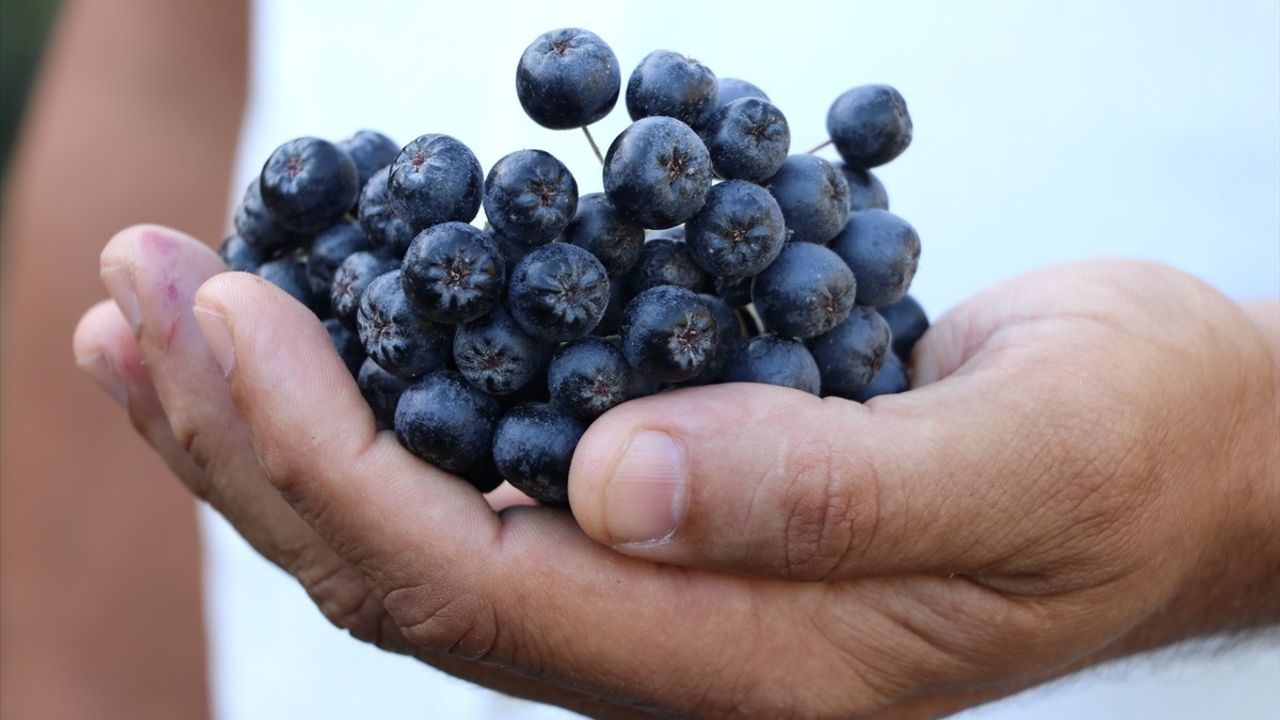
[568,377,1030,580]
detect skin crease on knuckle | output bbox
[778,415,877,581]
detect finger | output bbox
[73,299,208,488]
[567,373,1064,581]
[194,271,846,715]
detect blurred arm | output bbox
[0,0,246,718]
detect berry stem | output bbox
[806,138,833,154]
[582,126,605,165]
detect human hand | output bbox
[75,225,1279,718]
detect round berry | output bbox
[234,179,303,254]
[492,402,586,505]
[259,137,359,234]
[603,116,712,230]
[682,293,744,386]
[324,317,366,377]
[620,285,718,384]
[752,242,857,339]
[395,370,501,474]
[358,165,416,258]
[877,295,929,360]
[711,77,769,114]
[701,98,790,182]
[219,234,263,273]
[827,84,913,169]
[453,308,548,395]
[562,192,643,275]
[686,180,786,279]
[516,28,620,130]
[548,337,632,420]
[483,149,578,246]
[765,154,850,245]
[722,334,821,395]
[401,222,505,324]
[829,209,920,308]
[358,357,409,431]
[307,221,372,301]
[507,242,611,342]
[808,307,891,398]
[257,258,316,313]
[338,129,399,196]
[331,251,399,330]
[625,50,717,128]
[388,134,483,232]
[629,237,707,293]
[356,270,453,379]
[836,162,889,211]
[854,351,909,401]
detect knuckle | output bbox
[778,434,874,580]
[293,547,386,644]
[382,583,502,663]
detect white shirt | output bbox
[208,1,1280,717]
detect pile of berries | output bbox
[219,28,929,505]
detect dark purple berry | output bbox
[307,221,372,301]
[356,270,453,379]
[686,180,786,279]
[492,402,586,505]
[401,222,505,324]
[562,192,643,275]
[324,317,366,377]
[453,308,548,395]
[358,165,416,257]
[358,357,409,431]
[395,370,501,474]
[836,162,889,211]
[548,337,632,420]
[752,242,856,339]
[765,154,850,245]
[808,307,891,398]
[257,258,316,313]
[877,295,929,360]
[219,234,263,273]
[701,98,790,182]
[625,50,717,128]
[483,149,578,246]
[829,209,920,307]
[722,334,821,395]
[331,251,399,330]
[620,285,718,383]
[853,351,909,401]
[629,237,707,293]
[827,84,912,170]
[516,28,620,130]
[339,130,399,197]
[259,137,359,234]
[507,242,610,342]
[388,134,483,232]
[603,116,712,229]
[234,179,303,254]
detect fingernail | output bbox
[193,306,235,376]
[76,351,128,409]
[100,265,141,332]
[605,430,688,546]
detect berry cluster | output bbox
[220,28,929,505]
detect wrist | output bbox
[1110,300,1279,659]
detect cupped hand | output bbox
[75,225,1279,719]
